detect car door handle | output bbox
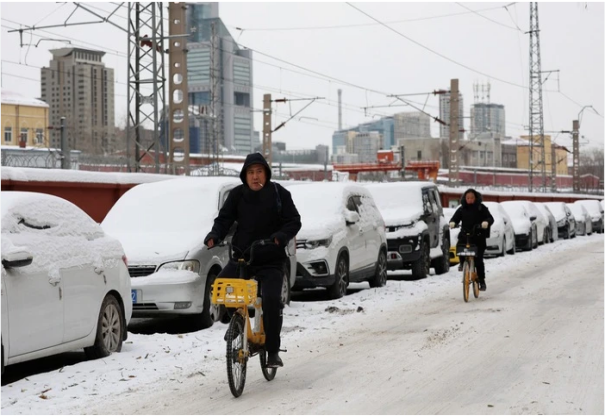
[49,276,61,286]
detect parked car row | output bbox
[1,181,602,374]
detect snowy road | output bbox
[2,235,603,415]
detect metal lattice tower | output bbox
[126,3,167,173]
[528,2,546,192]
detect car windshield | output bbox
[288,184,343,220]
[568,204,586,219]
[501,202,527,219]
[366,184,424,210]
[545,203,566,221]
[102,179,224,233]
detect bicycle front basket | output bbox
[212,278,257,307]
[456,244,478,257]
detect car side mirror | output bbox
[1,249,33,269]
[530,216,537,221]
[345,210,360,225]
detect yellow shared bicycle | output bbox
[455,225,482,302]
[211,239,279,397]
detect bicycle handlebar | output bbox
[229,239,278,265]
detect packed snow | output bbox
[1,232,602,415]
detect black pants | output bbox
[218,260,284,353]
[457,236,487,282]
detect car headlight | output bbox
[157,260,200,273]
[304,237,332,249]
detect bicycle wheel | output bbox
[462,260,470,303]
[226,313,247,397]
[260,350,277,381]
[471,259,480,299]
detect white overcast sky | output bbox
[1,2,603,152]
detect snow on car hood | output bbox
[107,231,205,264]
[380,207,423,227]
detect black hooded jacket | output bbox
[204,153,302,266]
[450,188,494,240]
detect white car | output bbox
[544,202,576,239]
[288,183,387,299]
[365,182,450,279]
[1,192,132,374]
[567,203,592,236]
[574,200,604,234]
[518,201,551,245]
[483,202,516,256]
[535,203,558,242]
[501,201,539,251]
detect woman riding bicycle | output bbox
[449,189,494,291]
[204,153,302,368]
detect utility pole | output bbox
[572,119,580,193]
[263,94,272,166]
[337,89,343,131]
[209,21,223,175]
[168,3,190,175]
[60,116,70,169]
[448,78,460,187]
[550,137,557,192]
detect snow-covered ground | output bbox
[1,234,603,415]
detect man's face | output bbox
[246,164,266,191]
[465,192,476,205]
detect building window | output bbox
[20,128,28,143]
[36,129,44,144]
[417,150,422,160]
[4,127,12,143]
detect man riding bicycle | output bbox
[449,189,494,291]
[204,153,302,368]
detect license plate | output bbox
[457,251,475,256]
[131,290,138,304]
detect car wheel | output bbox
[281,264,291,306]
[509,238,516,255]
[411,240,429,279]
[500,236,506,257]
[542,228,549,245]
[327,254,348,299]
[85,294,125,360]
[565,226,570,240]
[533,227,539,248]
[433,237,450,275]
[198,271,221,330]
[526,231,534,251]
[369,250,388,288]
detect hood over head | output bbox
[460,188,483,207]
[239,152,272,185]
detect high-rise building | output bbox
[439,92,464,140]
[41,48,115,154]
[394,111,432,140]
[186,3,254,154]
[470,103,506,137]
[331,117,394,155]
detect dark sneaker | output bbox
[458,263,463,272]
[479,281,487,291]
[266,352,283,368]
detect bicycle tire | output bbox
[471,258,479,298]
[260,350,277,381]
[226,313,247,397]
[462,260,470,303]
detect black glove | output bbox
[270,231,288,246]
[204,233,219,247]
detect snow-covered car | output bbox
[1,192,132,374]
[544,202,576,239]
[567,203,592,236]
[574,200,604,234]
[288,182,387,299]
[483,202,516,256]
[443,207,460,265]
[500,201,538,251]
[365,182,450,279]
[517,200,551,245]
[535,203,558,242]
[102,177,299,328]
